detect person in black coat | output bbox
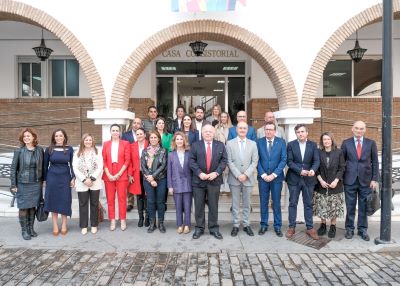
[314,132,345,238]
[190,124,227,240]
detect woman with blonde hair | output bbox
[10,128,44,240]
[72,133,103,235]
[207,104,222,127]
[167,131,192,234]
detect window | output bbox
[20,62,41,97]
[323,58,382,97]
[51,59,79,97]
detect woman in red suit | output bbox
[102,123,131,231]
[128,128,149,227]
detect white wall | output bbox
[16,0,381,107]
[0,21,90,99]
[250,59,276,99]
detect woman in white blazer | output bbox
[72,133,103,235]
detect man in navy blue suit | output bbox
[285,124,320,240]
[341,121,379,241]
[256,121,287,237]
[227,111,257,141]
[121,117,142,144]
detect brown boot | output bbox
[306,228,320,240]
[285,227,295,238]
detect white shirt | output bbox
[177,150,185,168]
[298,139,307,161]
[196,120,203,140]
[237,137,247,153]
[111,141,119,163]
[204,140,213,152]
[131,130,137,142]
[261,137,277,179]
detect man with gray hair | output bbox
[226,122,259,237]
[257,111,285,140]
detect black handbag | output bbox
[366,188,380,216]
[36,196,49,222]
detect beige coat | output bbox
[72,150,103,192]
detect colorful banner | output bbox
[171,0,246,12]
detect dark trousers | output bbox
[193,184,220,232]
[173,192,192,227]
[344,178,371,233]
[258,179,283,230]
[143,177,167,220]
[288,179,314,230]
[77,189,100,228]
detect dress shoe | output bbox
[91,227,98,234]
[258,227,268,235]
[158,221,166,233]
[121,220,127,231]
[345,229,354,239]
[243,226,254,236]
[183,226,190,234]
[358,231,370,241]
[144,216,150,227]
[110,220,116,231]
[210,231,223,240]
[127,205,134,212]
[327,225,336,238]
[306,228,319,240]
[274,229,283,237]
[192,230,204,239]
[147,219,156,233]
[286,227,295,239]
[81,228,88,235]
[317,223,327,236]
[231,227,239,237]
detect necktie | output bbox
[206,142,212,172]
[268,140,272,154]
[357,139,362,160]
[240,140,245,159]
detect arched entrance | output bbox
[302,1,400,108]
[0,0,106,109]
[110,20,298,111]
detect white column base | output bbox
[87,109,135,143]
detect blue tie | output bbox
[268,140,272,154]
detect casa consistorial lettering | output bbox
[161,49,239,58]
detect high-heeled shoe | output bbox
[121,220,127,231]
[183,225,190,234]
[60,228,68,235]
[110,220,116,231]
[52,229,59,236]
[177,226,183,234]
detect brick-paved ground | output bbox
[1,248,400,286]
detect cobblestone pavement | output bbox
[1,248,400,286]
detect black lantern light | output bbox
[347,31,367,63]
[33,29,53,61]
[189,40,208,56]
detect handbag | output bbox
[366,188,380,216]
[36,196,49,222]
[98,202,105,224]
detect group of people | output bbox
[10,103,379,242]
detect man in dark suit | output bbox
[341,121,379,241]
[256,121,287,237]
[227,111,257,141]
[191,106,210,140]
[122,117,142,144]
[286,124,320,240]
[121,117,142,211]
[190,124,227,240]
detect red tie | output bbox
[206,142,212,172]
[357,139,362,160]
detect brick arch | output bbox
[302,1,400,109]
[111,20,298,110]
[0,0,105,109]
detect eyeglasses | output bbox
[265,129,275,131]
[237,115,246,118]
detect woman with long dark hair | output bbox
[72,133,103,235]
[10,128,44,240]
[155,117,173,152]
[141,130,168,233]
[181,114,199,145]
[44,128,75,236]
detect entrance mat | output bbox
[288,231,331,250]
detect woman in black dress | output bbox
[44,129,75,236]
[10,128,44,240]
[314,132,345,238]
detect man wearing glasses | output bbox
[227,111,257,141]
[256,122,287,237]
[143,106,158,134]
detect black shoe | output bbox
[19,216,31,240]
[138,217,144,227]
[358,231,370,241]
[296,221,305,224]
[210,231,223,240]
[345,229,354,239]
[258,227,268,235]
[192,230,204,239]
[147,219,156,233]
[243,226,254,236]
[28,209,38,237]
[274,229,283,237]
[231,227,239,237]
[144,215,150,227]
[127,205,134,212]
[158,221,166,233]
[317,223,327,236]
[328,225,336,238]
